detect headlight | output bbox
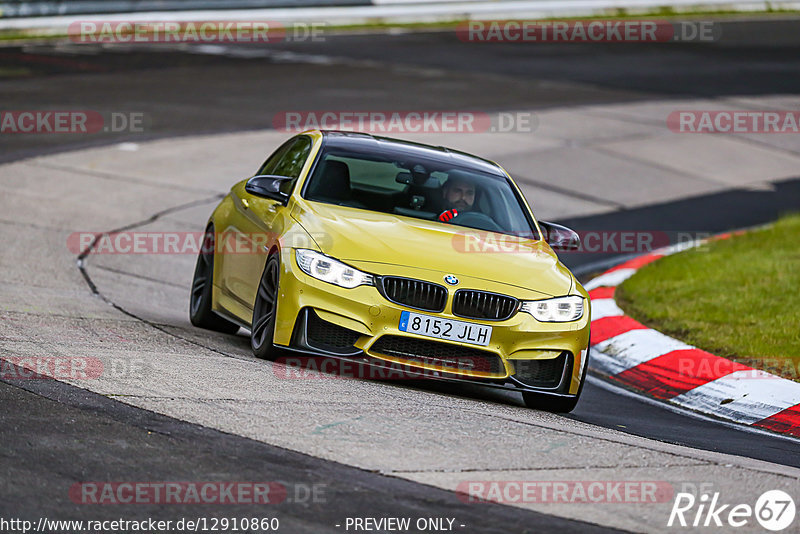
[520,296,584,322]
[295,249,374,289]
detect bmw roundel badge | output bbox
[444,275,459,285]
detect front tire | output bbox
[251,254,281,360]
[189,225,240,334]
[522,391,580,413]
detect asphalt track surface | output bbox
[1,368,617,533]
[1,18,800,532]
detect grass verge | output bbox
[616,214,800,381]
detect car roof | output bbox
[316,130,506,177]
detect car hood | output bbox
[291,201,574,298]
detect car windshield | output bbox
[303,147,538,238]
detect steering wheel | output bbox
[449,211,504,233]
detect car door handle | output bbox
[241,198,250,209]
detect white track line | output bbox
[584,268,636,290]
[671,370,800,424]
[589,298,624,321]
[585,375,800,444]
[592,329,693,376]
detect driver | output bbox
[437,171,476,222]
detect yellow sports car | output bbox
[190,130,590,412]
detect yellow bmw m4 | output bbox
[190,130,591,412]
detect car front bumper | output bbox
[274,250,591,395]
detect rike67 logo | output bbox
[668,489,795,531]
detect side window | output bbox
[271,137,313,195]
[256,141,293,176]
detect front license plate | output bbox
[398,311,492,347]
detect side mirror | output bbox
[539,221,580,251]
[244,175,292,204]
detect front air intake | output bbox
[512,352,569,388]
[370,335,504,375]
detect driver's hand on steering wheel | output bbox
[438,209,458,222]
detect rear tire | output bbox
[251,254,281,360]
[189,225,240,334]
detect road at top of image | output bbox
[3,18,800,163]
[1,16,799,533]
